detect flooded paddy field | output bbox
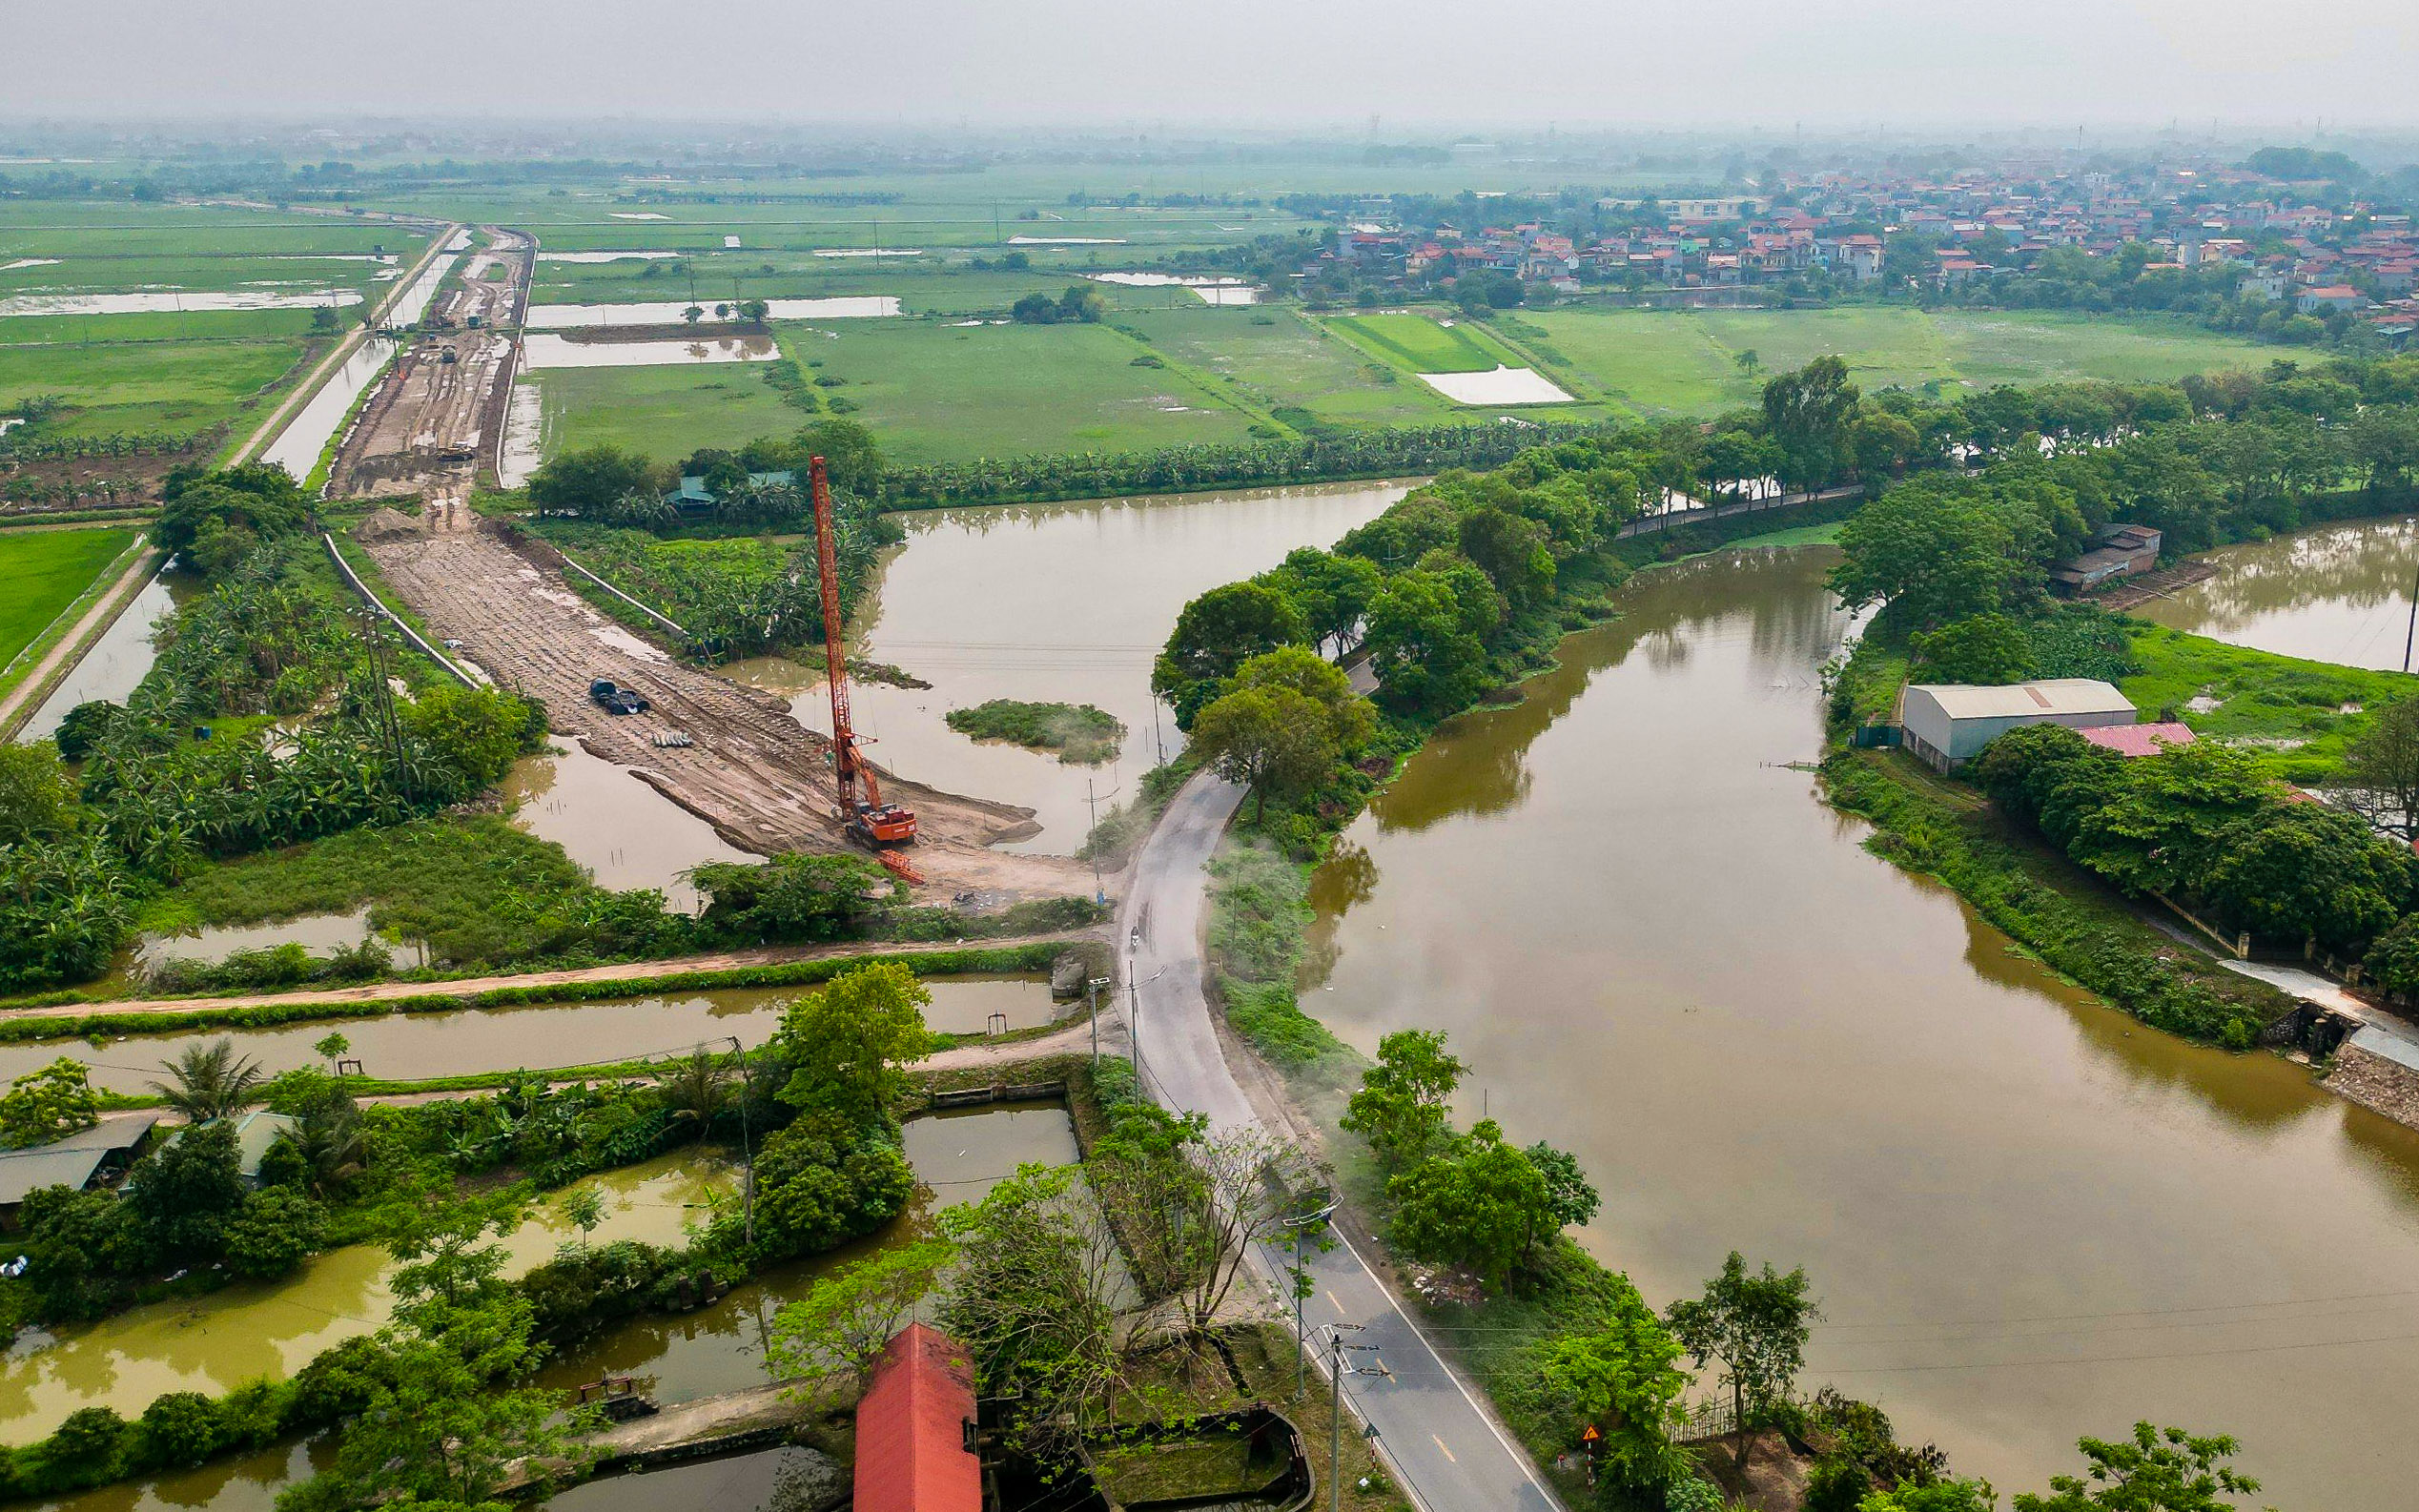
[1304,544,2419,1508]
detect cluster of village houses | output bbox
[1320,159,2419,342]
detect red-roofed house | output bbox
[2078,722,2197,758]
[855,1324,981,1512]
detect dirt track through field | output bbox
[360,513,1088,900]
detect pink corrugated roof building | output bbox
[2078,722,2197,758]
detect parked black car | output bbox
[589,677,650,715]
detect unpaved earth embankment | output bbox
[359,512,1089,901]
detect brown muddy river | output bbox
[728,480,1404,852]
[2132,513,2419,671]
[1305,545,2419,1508]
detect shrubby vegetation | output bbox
[944,700,1125,764]
[0,961,936,1506]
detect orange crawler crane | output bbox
[810,455,921,880]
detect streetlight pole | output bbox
[727,1035,754,1248]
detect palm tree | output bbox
[150,1038,266,1124]
[654,1050,730,1142]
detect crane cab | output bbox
[851,803,918,848]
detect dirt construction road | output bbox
[359,513,1090,901]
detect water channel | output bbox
[0,975,1061,1095]
[1303,544,2419,1508]
[14,569,187,745]
[727,480,1404,851]
[2131,513,2419,671]
[20,1103,1078,1511]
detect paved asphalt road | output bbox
[1117,771,1562,1512]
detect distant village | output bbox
[1286,151,2419,345]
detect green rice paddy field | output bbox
[0,338,308,439]
[532,363,806,460]
[0,526,137,669]
[1321,312,1527,373]
[1124,308,1460,427]
[780,318,1259,462]
[1519,307,2267,415]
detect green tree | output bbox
[1537,1275,1691,1494]
[1387,1119,1576,1283]
[938,1164,1124,1459]
[1457,505,1555,609]
[692,851,899,944]
[0,1057,100,1149]
[15,1185,135,1320]
[1860,1480,1999,1511]
[1762,357,1859,495]
[0,743,76,845]
[149,1038,267,1123]
[2010,1423,2258,1512]
[133,1391,227,1471]
[1230,644,1377,752]
[2202,802,2407,951]
[557,1187,605,1255]
[1340,1029,1466,1172]
[654,1048,732,1141]
[1154,582,1309,725]
[222,1187,329,1279]
[748,1114,916,1257]
[2336,693,2419,841]
[1663,1252,1819,1470]
[526,444,656,515]
[401,684,539,789]
[1909,614,2038,685]
[1259,547,1383,655]
[1363,565,1496,716]
[128,1119,248,1266]
[312,1032,351,1072]
[1188,685,1337,822]
[794,417,886,496]
[767,1237,954,1392]
[770,961,936,1122]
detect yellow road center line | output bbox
[1432,1436,1456,1462]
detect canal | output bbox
[2132,512,2419,671]
[1305,544,2419,1507]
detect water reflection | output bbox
[1306,543,2419,1509]
[2133,515,2419,670]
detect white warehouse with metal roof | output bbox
[1898,679,2139,771]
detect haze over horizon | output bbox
[13,0,2419,133]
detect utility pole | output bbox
[1085,776,1119,905]
[727,1035,755,1248]
[1320,1324,1385,1512]
[1085,974,1110,1067]
[2404,549,2418,674]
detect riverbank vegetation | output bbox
[944,699,1125,764]
[1815,353,2419,1019]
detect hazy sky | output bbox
[12,0,2419,131]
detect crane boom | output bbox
[810,455,916,850]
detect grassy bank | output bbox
[2121,621,2413,785]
